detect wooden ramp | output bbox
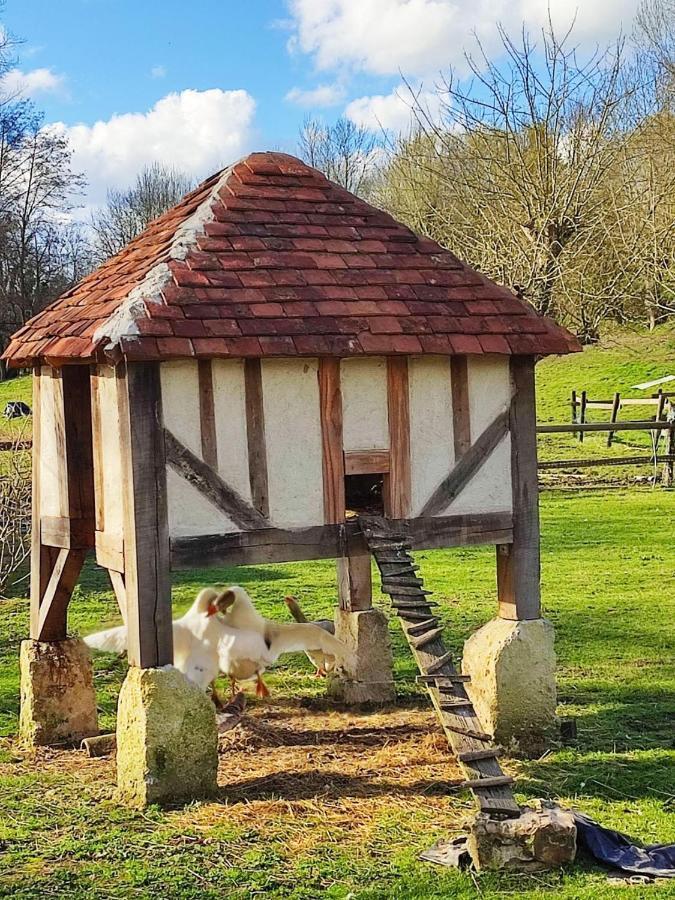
[359,515,520,819]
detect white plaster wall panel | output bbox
[38,369,66,517]
[212,359,251,503]
[261,359,324,528]
[95,368,124,538]
[160,361,201,456]
[340,357,389,451]
[448,355,513,515]
[166,468,238,538]
[408,356,454,517]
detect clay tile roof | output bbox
[2,151,580,366]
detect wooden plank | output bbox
[450,356,471,459]
[579,389,587,442]
[170,511,512,569]
[344,449,390,475]
[37,548,86,641]
[108,570,127,624]
[607,392,621,447]
[40,516,95,549]
[537,420,675,433]
[244,358,269,519]
[462,775,514,790]
[164,429,268,531]
[386,357,411,518]
[318,358,345,525]
[198,359,218,470]
[497,357,540,621]
[118,362,173,668]
[62,367,96,526]
[30,368,52,639]
[458,749,502,763]
[419,410,509,517]
[95,531,125,573]
[90,367,105,533]
[539,454,675,470]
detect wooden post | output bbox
[663,403,675,488]
[386,356,411,518]
[244,359,269,519]
[318,358,345,525]
[607,392,621,447]
[497,357,541,621]
[570,389,577,437]
[578,390,587,443]
[451,356,471,460]
[30,366,94,641]
[117,362,173,668]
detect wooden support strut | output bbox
[30,366,94,642]
[359,516,520,819]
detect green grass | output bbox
[0,488,674,899]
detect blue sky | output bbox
[3,0,640,210]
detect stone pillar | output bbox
[116,666,218,808]
[328,546,395,704]
[462,617,556,752]
[19,637,98,746]
[328,607,395,704]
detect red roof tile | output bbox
[2,152,580,366]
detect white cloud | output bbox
[50,88,256,209]
[0,67,66,99]
[345,84,440,133]
[286,0,640,78]
[151,65,167,79]
[285,82,345,107]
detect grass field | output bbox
[0,327,673,897]
[0,487,673,898]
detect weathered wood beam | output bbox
[344,449,390,476]
[386,356,412,518]
[40,515,95,550]
[198,359,218,471]
[118,362,173,668]
[450,356,471,459]
[497,357,541,621]
[318,357,345,525]
[164,429,268,531]
[108,569,127,625]
[170,511,512,569]
[36,548,86,641]
[244,358,269,518]
[420,410,509,517]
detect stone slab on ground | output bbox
[462,617,556,753]
[116,665,218,808]
[467,801,577,871]
[19,638,98,747]
[327,607,395,704]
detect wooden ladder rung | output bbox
[381,575,424,588]
[375,554,413,564]
[397,609,436,621]
[370,540,412,551]
[444,724,492,741]
[416,672,470,684]
[462,775,514,790]
[425,650,456,675]
[390,587,433,597]
[406,617,440,636]
[411,626,445,649]
[392,600,439,610]
[439,698,474,710]
[379,564,420,577]
[458,748,502,763]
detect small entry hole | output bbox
[345,473,384,517]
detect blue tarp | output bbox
[574,813,675,879]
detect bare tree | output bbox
[0,428,31,597]
[298,116,381,196]
[381,26,634,338]
[90,163,194,261]
[635,0,675,97]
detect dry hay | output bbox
[1,697,473,855]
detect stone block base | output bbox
[467,802,576,871]
[327,608,395,704]
[19,638,98,747]
[116,666,218,808]
[462,617,556,753]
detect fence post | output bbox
[663,407,674,488]
[571,389,577,438]
[579,390,587,443]
[607,392,621,447]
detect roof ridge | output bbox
[93,161,239,354]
